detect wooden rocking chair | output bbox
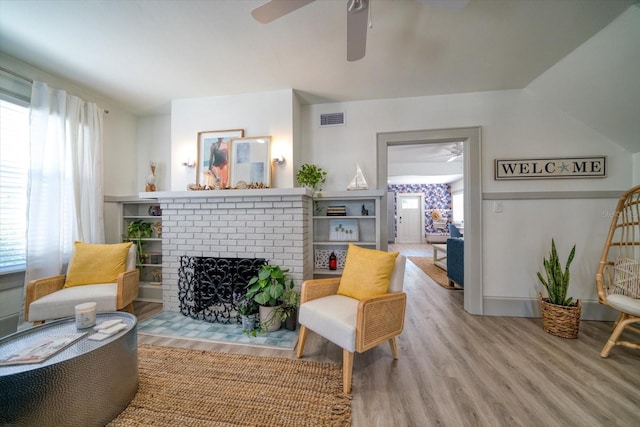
[596,184,640,357]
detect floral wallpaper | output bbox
[387,184,452,237]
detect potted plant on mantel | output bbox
[537,239,581,339]
[296,163,327,196]
[296,164,327,214]
[246,264,292,332]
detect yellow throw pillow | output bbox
[64,241,133,288]
[337,244,399,300]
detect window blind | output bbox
[0,100,29,273]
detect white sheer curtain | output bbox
[22,82,105,318]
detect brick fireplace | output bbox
[143,188,312,312]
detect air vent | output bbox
[320,112,345,127]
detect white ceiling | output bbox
[387,142,463,184]
[0,0,633,116]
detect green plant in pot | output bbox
[296,163,327,195]
[246,264,292,332]
[126,220,153,264]
[296,164,327,214]
[536,239,581,338]
[279,281,300,331]
[233,292,259,334]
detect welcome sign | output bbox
[495,156,606,180]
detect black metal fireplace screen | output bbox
[178,256,266,324]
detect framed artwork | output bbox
[329,220,359,241]
[197,129,244,188]
[229,136,271,187]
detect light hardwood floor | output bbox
[135,249,640,427]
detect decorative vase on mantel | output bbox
[145,161,157,192]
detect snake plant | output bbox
[537,239,576,306]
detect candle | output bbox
[75,302,97,329]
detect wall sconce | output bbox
[272,156,285,166]
[182,158,195,168]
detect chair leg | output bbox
[296,325,308,358]
[121,303,135,315]
[601,313,639,357]
[343,349,354,394]
[389,337,399,359]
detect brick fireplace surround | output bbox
[141,188,312,312]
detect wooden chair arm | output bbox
[356,292,407,353]
[597,263,615,304]
[25,275,66,321]
[116,269,140,310]
[300,278,341,304]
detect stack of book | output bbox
[326,205,347,216]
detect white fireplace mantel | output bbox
[139,187,312,200]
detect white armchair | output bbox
[25,243,139,325]
[296,253,406,393]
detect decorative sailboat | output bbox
[347,163,368,191]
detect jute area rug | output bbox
[408,256,462,290]
[108,345,351,427]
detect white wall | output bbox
[302,90,631,192]
[301,89,633,318]
[170,89,296,191]
[103,109,138,196]
[137,114,172,192]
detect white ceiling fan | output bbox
[446,146,463,162]
[252,0,370,62]
[420,142,464,163]
[251,0,470,62]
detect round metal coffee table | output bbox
[0,312,138,426]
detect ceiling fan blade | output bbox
[346,1,368,62]
[251,0,315,24]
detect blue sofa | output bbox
[446,237,464,288]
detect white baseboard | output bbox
[482,297,619,321]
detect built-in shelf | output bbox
[118,198,163,303]
[311,190,383,278]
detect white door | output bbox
[396,194,422,243]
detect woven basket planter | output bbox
[539,296,581,339]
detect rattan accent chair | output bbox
[296,255,406,393]
[596,184,640,357]
[25,244,139,325]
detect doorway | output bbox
[396,193,423,243]
[376,127,482,315]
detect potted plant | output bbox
[279,281,300,331]
[296,163,327,195]
[296,163,327,214]
[233,292,259,332]
[246,264,292,332]
[536,239,581,339]
[126,220,153,264]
